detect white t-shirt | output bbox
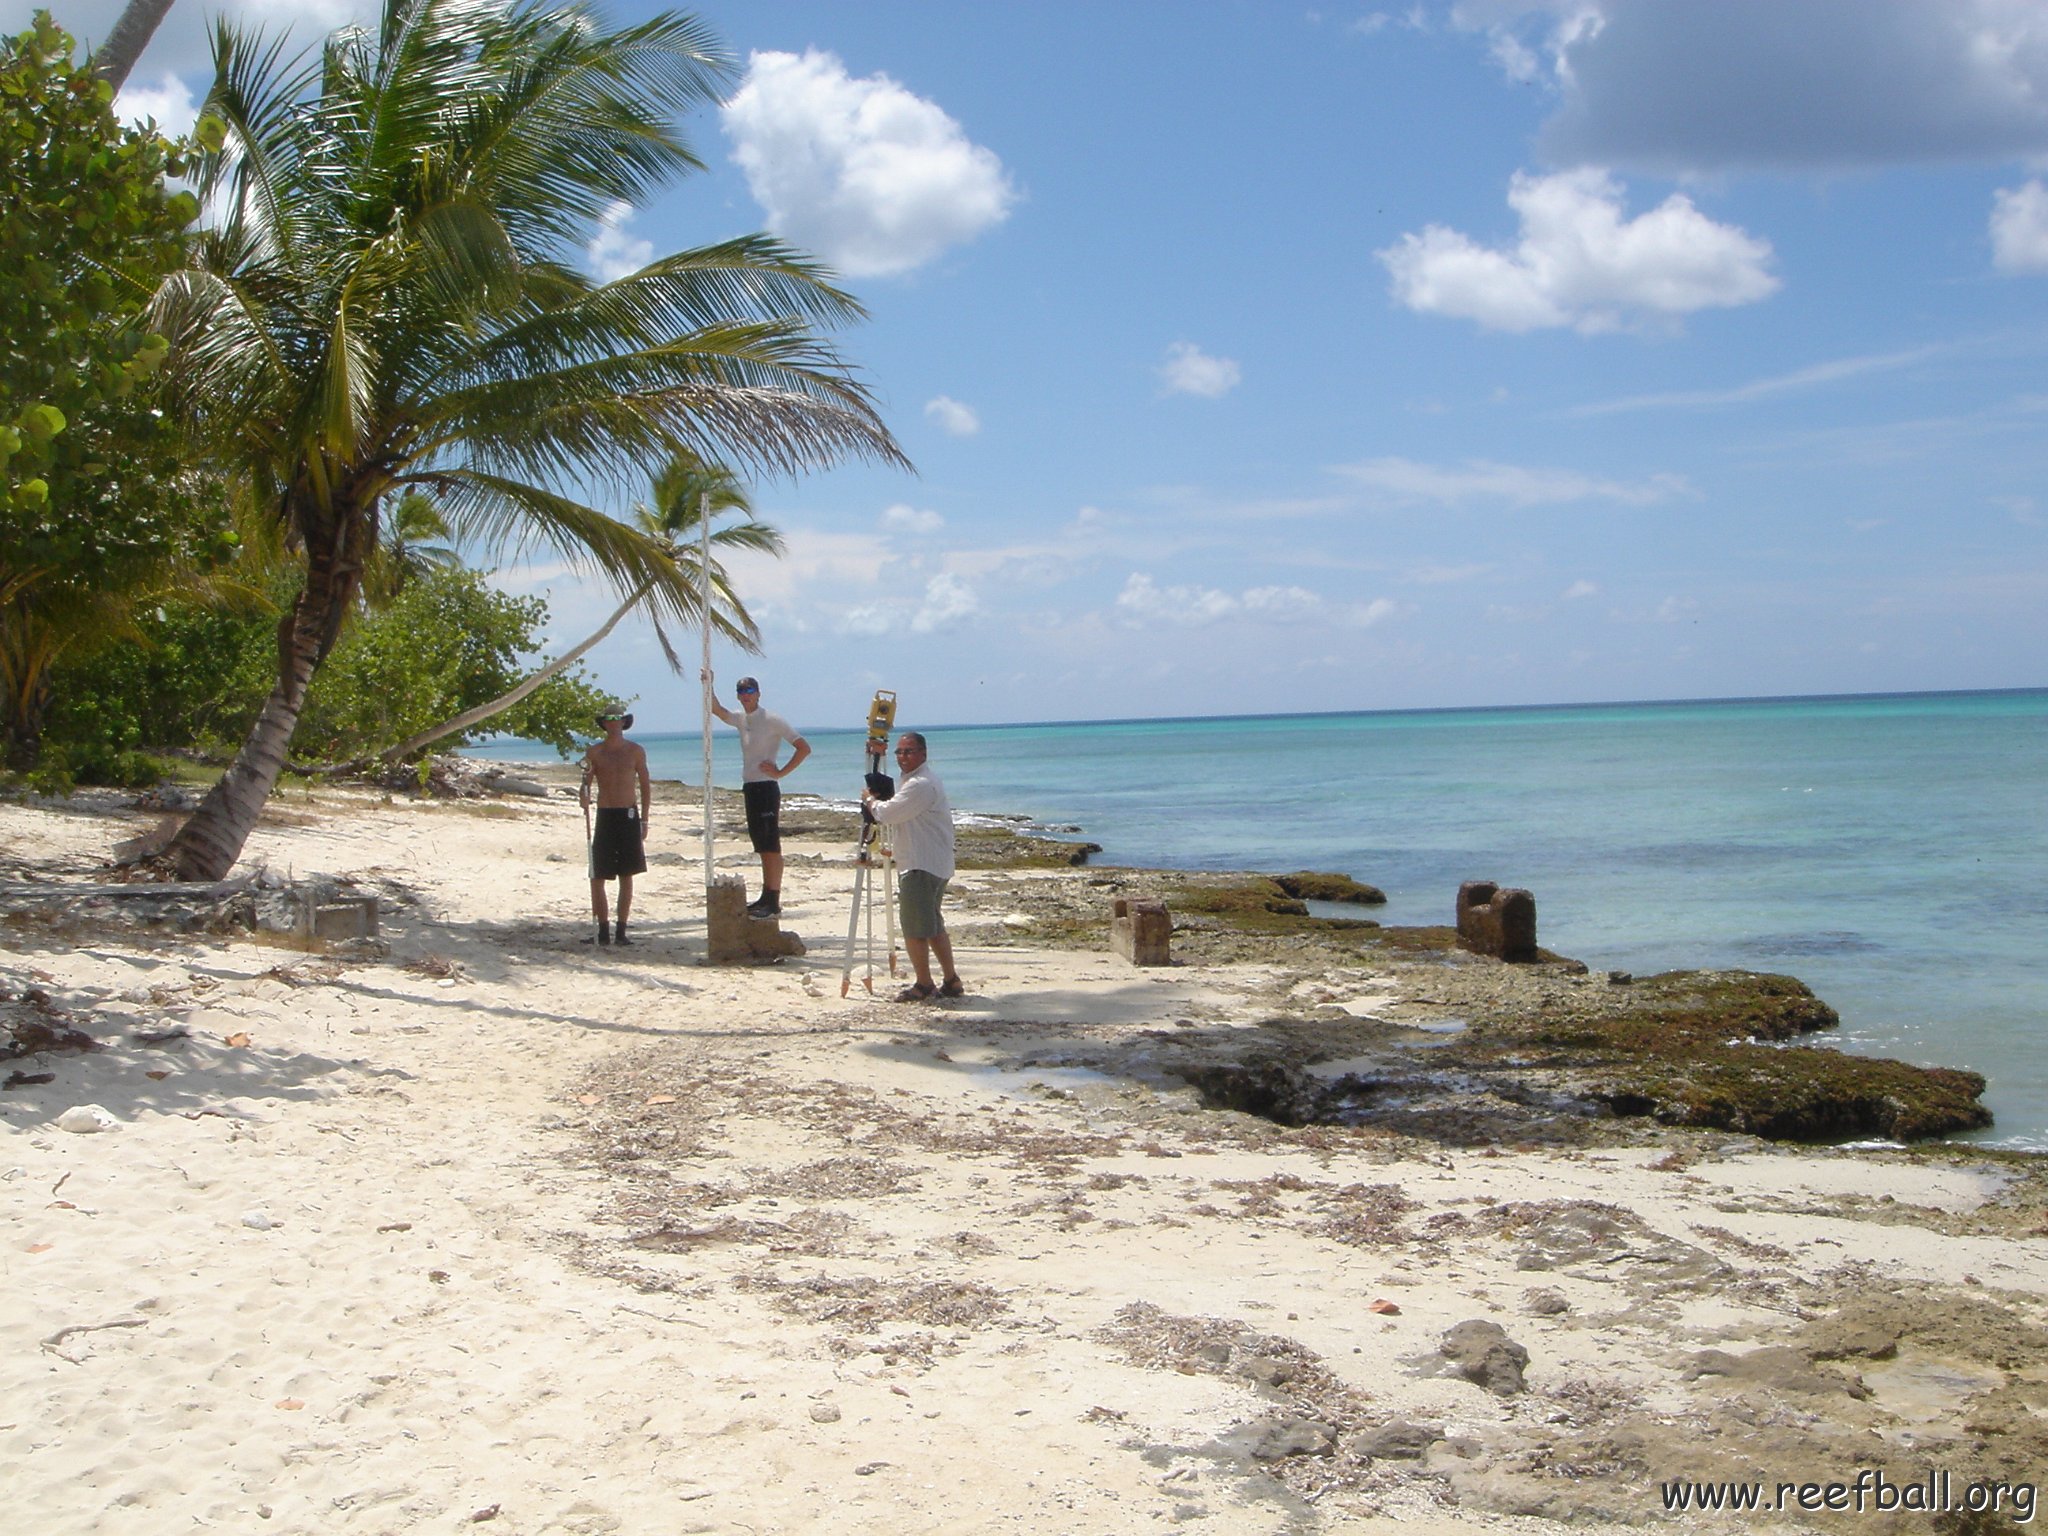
[735,706,800,784]
[870,764,955,880]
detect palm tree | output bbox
[359,490,462,609]
[93,0,177,92]
[151,0,905,879]
[339,451,778,768]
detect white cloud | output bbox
[1113,573,1390,629]
[1337,455,1694,507]
[911,572,978,631]
[1563,578,1599,599]
[1991,180,2048,273]
[115,72,198,135]
[585,202,653,282]
[1116,573,1240,626]
[924,396,981,436]
[1460,0,2048,172]
[836,572,979,635]
[881,502,945,534]
[1158,341,1242,398]
[722,49,1016,278]
[722,529,891,608]
[1406,562,1493,585]
[1571,346,1945,415]
[1381,168,1777,334]
[1240,585,1323,617]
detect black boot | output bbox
[614,919,631,946]
[746,891,780,918]
[595,917,611,946]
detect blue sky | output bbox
[25,0,2048,730]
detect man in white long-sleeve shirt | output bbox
[862,731,964,1002]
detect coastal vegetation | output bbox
[1,2,905,878]
[0,12,215,771]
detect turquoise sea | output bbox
[474,689,2048,1149]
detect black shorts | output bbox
[743,780,781,853]
[590,807,645,879]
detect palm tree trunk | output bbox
[336,579,651,771]
[92,0,177,93]
[160,536,353,879]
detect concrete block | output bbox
[309,896,379,940]
[1111,896,1171,966]
[1456,881,1536,963]
[704,874,805,964]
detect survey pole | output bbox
[699,492,715,887]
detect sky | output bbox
[20,0,2048,730]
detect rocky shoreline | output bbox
[5,770,2046,1533]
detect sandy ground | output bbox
[3,781,2046,1535]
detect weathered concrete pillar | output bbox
[704,874,805,964]
[1456,880,1536,963]
[1111,896,1171,966]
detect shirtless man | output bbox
[579,708,650,946]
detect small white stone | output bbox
[241,1209,277,1230]
[57,1104,121,1134]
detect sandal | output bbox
[937,976,966,998]
[893,982,937,1003]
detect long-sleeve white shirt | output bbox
[870,764,955,880]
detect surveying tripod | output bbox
[839,690,899,997]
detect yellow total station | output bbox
[865,690,898,756]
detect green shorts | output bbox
[898,869,949,940]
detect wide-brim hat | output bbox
[596,711,635,730]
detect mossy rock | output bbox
[1168,878,1309,921]
[1271,871,1386,905]
[1594,1048,1990,1142]
[955,827,1102,870]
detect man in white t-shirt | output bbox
[706,671,810,916]
[862,731,964,1001]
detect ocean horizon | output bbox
[470,685,2048,1149]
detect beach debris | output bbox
[1439,1319,1530,1396]
[241,1210,278,1230]
[1520,1287,1570,1316]
[1456,881,1538,963]
[274,1398,305,1411]
[1368,1299,1401,1315]
[809,1401,842,1423]
[4,987,98,1057]
[1235,1413,1336,1460]
[56,1104,120,1134]
[41,1315,148,1360]
[469,1506,501,1523]
[854,1462,889,1476]
[224,1032,252,1048]
[5,1071,56,1089]
[1351,1418,1444,1460]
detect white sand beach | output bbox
[4,781,2045,1535]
